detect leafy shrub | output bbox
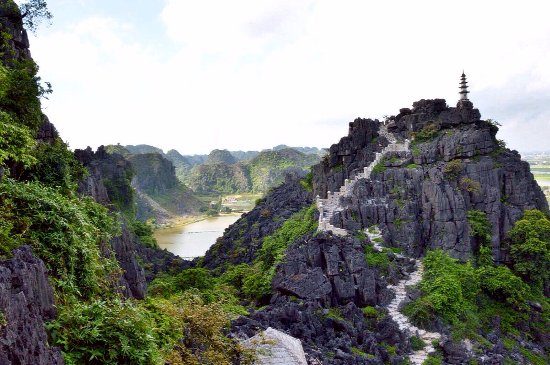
[409,250,479,325]
[467,210,493,266]
[364,244,390,272]
[413,123,439,143]
[372,161,387,174]
[423,354,443,365]
[256,204,317,271]
[0,179,119,297]
[27,138,87,194]
[460,177,481,193]
[477,266,528,308]
[508,210,550,288]
[48,298,163,365]
[443,159,463,179]
[174,268,214,291]
[152,292,254,365]
[300,171,313,192]
[361,306,379,318]
[130,220,158,248]
[0,60,44,130]
[0,110,36,168]
[410,335,426,351]
[351,346,367,357]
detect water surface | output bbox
[154,214,241,259]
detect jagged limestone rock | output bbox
[0,246,64,365]
[244,327,308,365]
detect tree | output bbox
[19,0,52,33]
[508,210,550,288]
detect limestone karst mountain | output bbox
[0,1,548,364]
[107,145,323,194]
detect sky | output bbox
[25,0,550,154]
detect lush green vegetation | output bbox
[0,178,119,296]
[467,210,493,266]
[364,244,391,273]
[443,159,463,179]
[244,204,318,302]
[412,123,439,144]
[508,209,550,289]
[0,14,253,363]
[404,210,549,358]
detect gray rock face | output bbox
[111,226,147,299]
[243,327,308,365]
[0,1,31,62]
[75,146,134,209]
[314,99,548,261]
[74,147,148,299]
[36,116,59,143]
[203,173,313,270]
[0,246,63,365]
[273,233,391,307]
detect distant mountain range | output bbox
[106,144,326,195]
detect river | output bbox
[154,214,242,259]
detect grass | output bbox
[364,245,391,271]
[325,307,345,322]
[351,347,368,357]
[410,336,426,351]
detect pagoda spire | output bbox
[459,71,469,101]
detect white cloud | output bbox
[31,0,550,154]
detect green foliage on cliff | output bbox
[404,250,479,326]
[0,60,45,130]
[48,291,254,365]
[467,210,493,266]
[27,138,87,194]
[406,211,549,345]
[0,178,119,297]
[0,110,36,168]
[412,123,439,144]
[129,220,157,248]
[241,204,318,302]
[508,209,550,288]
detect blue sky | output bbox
[27,0,550,154]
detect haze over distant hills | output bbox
[106,143,325,195]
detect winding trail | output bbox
[315,125,441,364]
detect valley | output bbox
[0,2,548,365]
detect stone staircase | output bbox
[315,125,442,364]
[366,227,441,365]
[316,125,410,236]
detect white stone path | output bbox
[316,125,409,237]
[366,227,441,365]
[315,126,442,364]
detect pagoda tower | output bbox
[459,72,469,101]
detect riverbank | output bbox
[154,213,243,258]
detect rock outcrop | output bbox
[202,173,313,269]
[111,226,147,299]
[272,232,395,308]
[75,147,148,299]
[0,246,63,365]
[314,99,548,261]
[75,146,134,210]
[0,1,31,62]
[128,153,203,221]
[243,327,308,365]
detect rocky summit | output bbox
[314,99,547,261]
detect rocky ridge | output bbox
[0,246,63,365]
[315,99,547,261]
[315,124,442,363]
